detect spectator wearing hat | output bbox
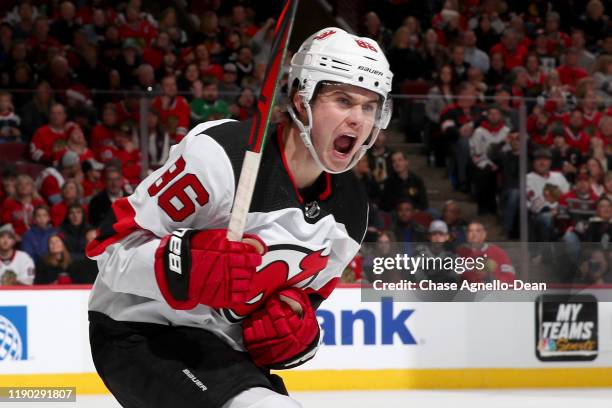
[190,78,230,123]
[527,148,570,242]
[50,179,87,227]
[414,220,460,284]
[218,62,241,104]
[81,158,104,201]
[151,75,190,142]
[88,166,127,227]
[0,225,35,285]
[34,234,72,284]
[1,174,45,237]
[21,205,56,263]
[469,105,510,214]
[116,38,142,89]
[59,203,90,259]
[36,150,81,205]
[30,103,69,164]
[382,151,428,212]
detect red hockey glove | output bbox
[242,287,320,369]
[154,228,267,310]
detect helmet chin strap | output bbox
[287,102,374,175]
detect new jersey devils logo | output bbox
[220,244,330,322]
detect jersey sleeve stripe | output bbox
[86,197,144,258]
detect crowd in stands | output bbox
[348,0,612,285]
[0,0,610,286]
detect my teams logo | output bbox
[0,306,28,361]
[221,244,330,322]
[535,294,597,362]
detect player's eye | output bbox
[337,97,351,106]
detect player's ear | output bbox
[292,91,304,114]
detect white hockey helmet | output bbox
[287,27,393,174]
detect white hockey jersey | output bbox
[0,250,35,285]
[87,119,368,350]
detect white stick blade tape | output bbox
[227,150,262,242]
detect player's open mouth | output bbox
[333,134,356,155]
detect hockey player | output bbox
[87,27,392,408]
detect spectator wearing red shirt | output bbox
[580,89,603,131]
[91,104,117,160]
[194,43,223,81]
[53,124,94,165]
[456,222,515,284]
[151,75,190,142]
[114,90,140,126]
[37,150,82,205]
[1,174,45,237]
[142,31,172,71]
[490,28,528,71]
[50,179,87,227]
[563,110,590,154]
[556,48,588,91]
[81,159,104,202]
[118,4,157,47]
[529,108,553,147]
[96,123,140,187]
[30,103,68,164]
[556,173,599,234]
